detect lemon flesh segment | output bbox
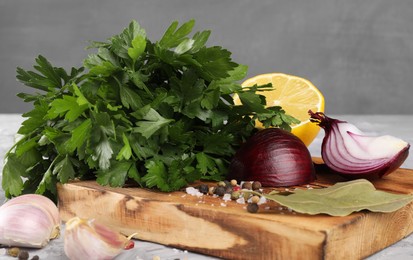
[239,73,325,146]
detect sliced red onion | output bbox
[309,111,410,179]
[227,128,316,186]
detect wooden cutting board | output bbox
[57,160,413,260]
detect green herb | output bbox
[4,19,299,200]
[251,179,413,216]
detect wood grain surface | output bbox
[57,161,413,260]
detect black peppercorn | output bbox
[242,182,252,190]
[18,250,29,260]
[224,186,233,194]
[197,184,209,194]
[214,186,226,196]
[247,203,259,213]
[252,181,262,190]
[30,256,40,260]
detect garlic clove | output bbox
[64,217,135,260]
[0,194,60,226]
[0,203,59,248]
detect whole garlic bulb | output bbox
[0,194,60,248]
[64,217,135,260]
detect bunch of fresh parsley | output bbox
[3,20,298,200]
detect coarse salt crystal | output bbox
[185,187,203,197]
[258,196,267,205]
[222,193,231,202]
[236,197,246,204]
[220,203,227,207]
[185,187,196,194]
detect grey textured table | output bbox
[0,114,412,259]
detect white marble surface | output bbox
[0,114,412,259]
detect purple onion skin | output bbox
[309,110,410,179]
[227,128,316,187]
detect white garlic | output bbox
[64,217,135,260]
[0,194,60,248]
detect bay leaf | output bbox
[256,179,413,216]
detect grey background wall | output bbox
[1,0,412,114]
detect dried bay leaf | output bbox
[257,179,413,216]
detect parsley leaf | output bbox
[142,160,169,191]
[133,108,174,138]
[53,155,76,183]
[158,20,195,49]
[47,95,88,122]
[65,118,92,153]
[116,133,133,160]
[97,161,134,187]
[2,154,25,197]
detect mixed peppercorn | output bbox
[4,247,39,260]
[192,180,264,213]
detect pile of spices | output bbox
[186,180,266,213]
[3,247,39,260]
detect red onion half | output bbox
[309,111,410,179]
[227,128,316,187]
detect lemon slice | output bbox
[236,73,325,146]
